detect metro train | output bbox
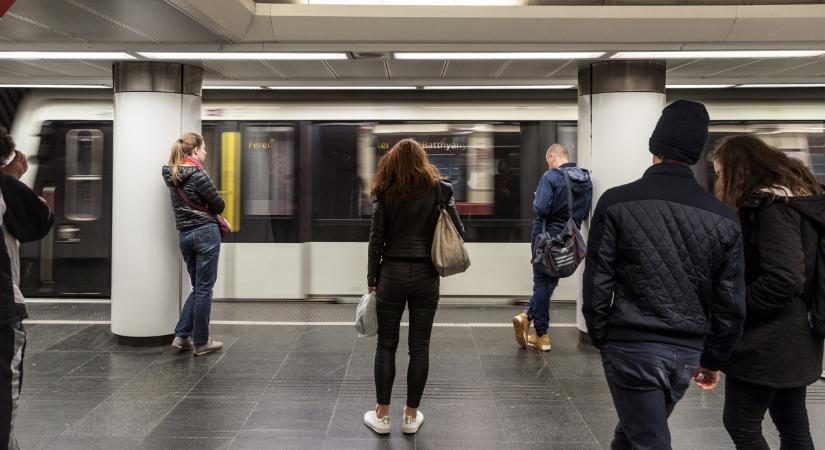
[9,90,825,300]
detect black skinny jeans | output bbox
[375,258,439,409]
[723,376,814,450]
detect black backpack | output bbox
[532,171,587,278]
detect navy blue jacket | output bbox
[532,163,592,237]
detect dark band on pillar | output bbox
[578,60,666,96]
[113,61,203,96]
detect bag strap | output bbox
[175,185,212,216]
[562,170,574,217]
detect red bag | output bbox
[175,186,231,237]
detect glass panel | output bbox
[64,129,103,221]
[311,121,570,242]
[702,122,825,191]
[242,125,295,216]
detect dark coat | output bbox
[721,192,825,388]
[532,163,592,237]
[161,165,225,231]
[367,181,464,288]
[583,163,746,371]
[0,174,54,326]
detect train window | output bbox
[311,121,572,242]
[241,125,295,216]
[64,129,103,221]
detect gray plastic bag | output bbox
[355,292,378,337]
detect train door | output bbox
[20,121,113,298]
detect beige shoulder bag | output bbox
[431,184,470,277]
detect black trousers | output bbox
[723,376,814,450]
[374,258,439,409]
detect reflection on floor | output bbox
[15,304,825,449]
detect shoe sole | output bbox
[402,423,423,434]
[527,342,552,352]
[512,316,528,349]
[365,422,391,435]
[171,344,193,351]
[193,347,222,356]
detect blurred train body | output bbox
[10,91,825,300]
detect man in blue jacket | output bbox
[512,144,592,351]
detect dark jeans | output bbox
[601,341,701,450]
[723,376,814,450]
[375,258,439,409]
[0,321,24,450]
[175,223,221,346]
[525,232,559,336]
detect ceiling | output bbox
[0,0,824,87]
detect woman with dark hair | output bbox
[712,135,825,450]
[364,138,464,435]
[162,132,225,356]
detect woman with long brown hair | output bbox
[712,135,824,449]
[162,132,225,356]
[364,138,464,435]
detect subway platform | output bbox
[15,302,825,449]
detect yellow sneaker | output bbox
[512,312,529,349]
[527,333,552,351]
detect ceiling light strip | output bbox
[139,52,348,60]
[613,50,825,59]
[0,52,134,60]
[423,85,575,90]
[266,86,417,90]
[736,83,825,88]
[395,52,604,60]
[0,84,111,89]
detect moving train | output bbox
[9,90,825,300]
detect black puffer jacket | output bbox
[721,192,825,388]
[583,163,746,371]
[161,165,225,231]
[368,181,464,287]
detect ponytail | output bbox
[167,132,203,186]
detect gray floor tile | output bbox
[497,404,597,444]
[141,436,234,450]
[189,373,271,400]
[65,397,180,437]
[68,352,161,378]
[275,352,352,380]
[24,351,98,378]
[14,434,52,450]
[208,352,288,378]
[24,324,90,352]
[401,400,506,442]
[15,399,100,436]
[230,435,326,450]
[321,437,416,449]
[45,436,143,449]
[414,439,506,450]
[241,400,337,437]
[45,325,117,352]
[230,334,299,353]
[149,398,257,438]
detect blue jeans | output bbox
[601,341,701,450]
[525,231,559,336]
[175,223,221,346]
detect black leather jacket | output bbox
[368,181,464,287]
[162,165,225,231]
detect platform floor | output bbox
[15,303,825,449]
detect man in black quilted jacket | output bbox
[583,100,746,450]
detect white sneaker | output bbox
[193,339,223,356]
[364,410,391,435]
[402,410,424,434]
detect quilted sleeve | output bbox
[746,204,806,316]
[700,228,746,371]
[191,170,225,214]
[582,196,618,348]
[367,199,386,288]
